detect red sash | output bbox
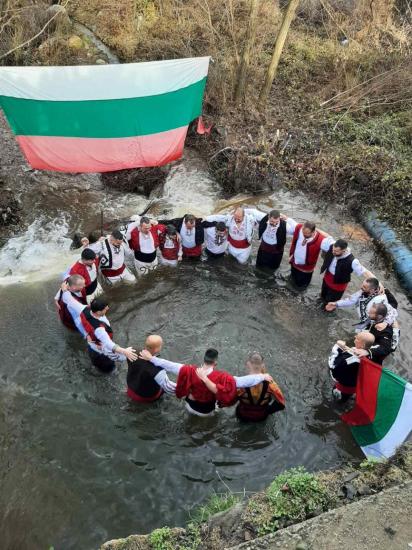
[127,387,163,403]
[228,235,250,249]
[182,244,202,257]
[335,381,356,394]
[101,264,126,277]
[323,270,348,292]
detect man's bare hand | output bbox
[123,347,138,361]
[353,349,368,357]
[325,302,337,312]
[139,349,153,361]
[61,281,69,292]
[196,367,209,381]
[81,237,89,247]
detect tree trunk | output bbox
[259,0,300,109]
[234,0,260,104]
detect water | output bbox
[0,156,411,550]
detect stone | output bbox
[295,542,308,550]
[68,35,83,50]
[343,471,360,483]
[95,59,107,65]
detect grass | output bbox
[149,527,175,550]
[191,492,239,524]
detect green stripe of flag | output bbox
[0,78,206,138]
[351,369,406,447]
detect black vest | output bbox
[127,358,163,398]
[82,308,113,340]
[158,216,205,245]
[258,217,287,247]
[320,246,354,283]
[333,351,360,387]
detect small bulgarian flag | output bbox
[342,357,412,459]
[0,57,209,173]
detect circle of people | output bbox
[55,206,400,419]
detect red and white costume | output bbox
[206,209,265,264]
[64,259,102,302]
[88,237,136,285]
[158,232,183,267]
[128,224,166,275]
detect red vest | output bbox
[159,233,180,260]
[175,365,237,407]
[128,224,166,252]
[289,224,324,272]
[69,260,97,289]
[57,290,87,331]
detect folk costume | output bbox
[289,226,331,287]
[61,291,127,372]
[148,356,270,417]
[65,259,102,302]
[204,225,228,258]
[256,216,297,270]
[55,288,87,332]
[88,238,136,285]
[336,290,398,330]
[158,229,183,267]
[206,209,265,264]
[320,246,367,302]
[158,216,207,259]
[365,321,399,364]
[236,379,285,422]
[128,223,166,275]
[328,344,360,401]
[126,357,176,402]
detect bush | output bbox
[192,492,239,524]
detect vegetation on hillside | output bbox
[0,1,411,239]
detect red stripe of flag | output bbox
[342,357,383,426]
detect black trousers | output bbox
[256,247,283,270]
[88,348,116,373]
[321,278,345,302]
[290,265,313,288]
[205,249,225,259]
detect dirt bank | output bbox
[101,443,412,550]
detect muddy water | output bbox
[0,156,411,550]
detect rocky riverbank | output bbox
[101,443,412,550]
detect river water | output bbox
[0,152,411,550]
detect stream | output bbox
[0,148,411,550]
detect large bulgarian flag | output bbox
[342,357,412,459]
[0,57,209,173]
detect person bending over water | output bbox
[127,335,176,402]
[233,352,285,422]
[139,348,273,417]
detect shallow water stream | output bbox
[0,153,411,550]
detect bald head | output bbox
[354,331,375,350]
[234,207,245,223]
[145,334,163,354]
[67,274,85,291]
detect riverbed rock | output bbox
[68,35,83,50]
[95,58,107,64]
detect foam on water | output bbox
[0,217,77,285]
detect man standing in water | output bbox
[128,217,166,275]
[289,221,332,288]
[158,213,206,259]
[328,331,375,401]
[139,348,273,417]
[158,225,183,267]
[206,207,265,264]
[320,238,374,302]
[59,282,137,372]
[234,352,285,421]
[55,274,87,331]
[85,229,136,285]
[64,248,102,302]
[256,210,297,271]
[127,335,176,402]
[203,221,229,259]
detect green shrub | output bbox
[192,493,239,524]
[149,527,175,550]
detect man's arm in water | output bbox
[139,349,183,376]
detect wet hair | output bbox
[67,274,84,286]
[81,248,96,261]
[246,351,266,372]
[87,230,101,244]
[269,209,280,219]
[334,239,348,250]
[166,224,177,236]
[184,214,196,223]
[90,298,109,313]
[111,229,123,241]
[373,303,388,319]
[204,348,218,365]
[365,277,380,291]
[303,221,316,232]
[140,216,150,225]
[216,221,227,232]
